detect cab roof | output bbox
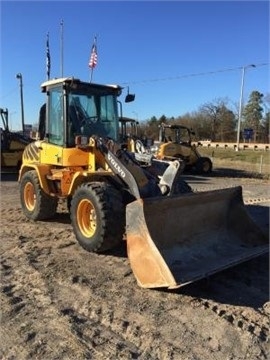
[41,77,122,93]
[160,123,190,131]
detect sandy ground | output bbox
[0,169,269,360]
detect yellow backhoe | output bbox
[155,123,213,174]
[19,78,268,289]
[1,108,31,170]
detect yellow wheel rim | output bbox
[24,182,36,211]
[77,199,96,237]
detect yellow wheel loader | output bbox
[0,108,32,170]
[119,116,151,154]
[19,78,268,289]
[119,117,139,143]
[155,123,213,174]
[119,116,160,170]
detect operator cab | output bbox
[159,123,193,145]
[40,77,123,147]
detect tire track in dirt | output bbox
[192,269,269,341]
[1,178,269,359]
[0,211,187,359]
[2,225,268,359]
[1,237,101,359]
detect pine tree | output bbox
[242,91,264,142]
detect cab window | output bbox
[48,88,64,146]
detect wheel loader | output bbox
[0,108,32,170]
[119,117,139,143]
[155,123,213,174]
[119,116,157,167]
[19,77,268,289]
[119,116,154,153]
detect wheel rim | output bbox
[24,181,36,211]
[77,199,96,237]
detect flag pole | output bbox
[90,66,94,83]
[46,32,51,80]
[60,20,64,77]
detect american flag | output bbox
[88,39,97,69]
[46,33,51,79]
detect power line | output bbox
[120,63,269,86]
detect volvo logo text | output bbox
[108,153,126,178]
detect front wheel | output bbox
[20,170,58,220]
[195,157,213,174]
[70,182,125,253]
[174,179,193,194]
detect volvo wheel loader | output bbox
[19,77,268,289]
[155,123,213,174]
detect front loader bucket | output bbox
[126,186,268,289]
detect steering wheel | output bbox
[84,116,99,124]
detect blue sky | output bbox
[1,0,269,130]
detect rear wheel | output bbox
[195,157,212,174]
[174,179,193,194]
[20,170,58,220]
[70,182,125,253]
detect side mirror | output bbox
[125,86,135,102]
[125,93,135,103]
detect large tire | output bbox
[20,170,58,220]
[195,157,212,174]
[70,182,125,253]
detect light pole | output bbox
[132,111,138,121]
[16,73,25,135]
[236,64,256,151]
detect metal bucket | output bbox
[126,186,268,289]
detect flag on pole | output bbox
[46,32,51,80]
[88,37,97,69]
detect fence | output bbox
[195,141,269,151]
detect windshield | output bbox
[68,91,119,145]
[163,127,190,143]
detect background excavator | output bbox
[19,77,268,289]
[119,119,213,175]
[118,116,192,193]
[119,116,153,153]
[155,123,213,174]
[0,108,32,170]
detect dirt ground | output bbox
[0,169,269,360]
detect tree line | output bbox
[138,90,270,143]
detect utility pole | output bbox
[236,64,256,151]
[16,73,25,135]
